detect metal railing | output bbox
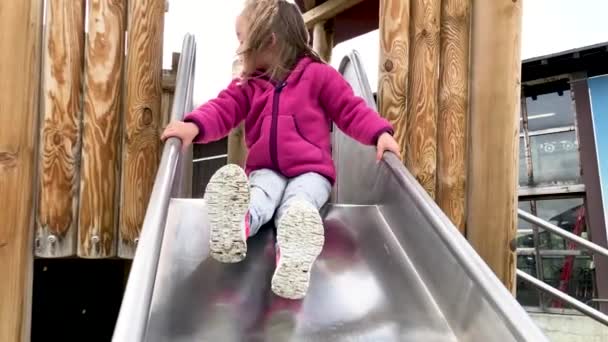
[517,209,608,327]
[112,34,197,342]
[518,209,608,257]
[517,270,608,326]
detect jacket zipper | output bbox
[270,81,287,170]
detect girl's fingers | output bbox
[376,145,384,161]
[161,127,177,141]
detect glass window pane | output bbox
[530,131,581,185]
[519,137,528,186]
[519,103,524,133]
[540,256,594,308]
[535,198,586,250]
[518,201,533,229]
[516,256,540,307]
[517,201,534,248]
[525,90,574,131]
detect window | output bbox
[525,90,574,131]
[516,196,593,311]
[519,83,582,187]
[519,137,528,187]
[516,78,594,313]
[530,131,580,185]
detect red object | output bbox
[552,206,586,308]
[183,57,393,185]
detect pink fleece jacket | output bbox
[183,57,393,184]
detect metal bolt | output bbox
[91,235,100,244]
[48,235,57,244]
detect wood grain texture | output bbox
[78,0,126,258]
[467,0,523,293]
[304,0,317,10]
[36,0,85,258]
[406,0,441,199]
[119,0,164,258]
[160,52,179,129]
[303,0,365,28]
[227,57,247,167]
[0,1,43,340]
[313,20,334,62]
[227,124,247,167]
[378,0,409,161]
[437,0,470,234]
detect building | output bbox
[509,42,608,339]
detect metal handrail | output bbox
[381,154,549,342]
[518,209,608,258]
[339,50,548,341]
[517,209,608,326]
[517,270,608,326]
[112,34,197,342]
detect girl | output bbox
[161,0,400,300]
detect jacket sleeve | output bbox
[318,65,393,145]
[183,79,249,144]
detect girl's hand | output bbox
[376,132,401,161]
[161,121,199,148]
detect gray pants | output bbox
[248,169,332,236]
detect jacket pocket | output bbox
[276,115,323,167]
[292,115,323,151]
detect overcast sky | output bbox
[163,0,608,105]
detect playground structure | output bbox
[1,0,606,341]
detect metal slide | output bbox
[113,36,548,341]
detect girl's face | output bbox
[235,15,274,75]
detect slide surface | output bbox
[125,52,548,342]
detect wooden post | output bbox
[35,0,85,258]
[312,20,334,62]
[160,52,180,130]
[467,0,523,293]
[119,0,164,258]
[227,57,247,167]
[378,0,410,160]
[78,0,126,258]
[405,0,441,199]
[0,1,43,340]
[436,0,470,234]
[303,0,365,28]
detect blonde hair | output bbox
[239,0,322,81]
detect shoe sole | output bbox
[272,200,324,299]
[204,164,250,263]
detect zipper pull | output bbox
[276,81,287,92]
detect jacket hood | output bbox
[248,56,318,86]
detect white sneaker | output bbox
[204,164,250,263]
[271,200,325,299]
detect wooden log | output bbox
[227,125,247,167]
[378,0,409,161]
[119,0,165,258]
[405,0,441,199]
[227,57,247,168]
[436,0,470,234]
[313,20,334,62]
[467,0,523,293]
[78,0,126,258]
[303,0,365,28]
[304,0,316,10]
[0,1,43,340]
[160,53,179,132]
[35,0,85,258]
